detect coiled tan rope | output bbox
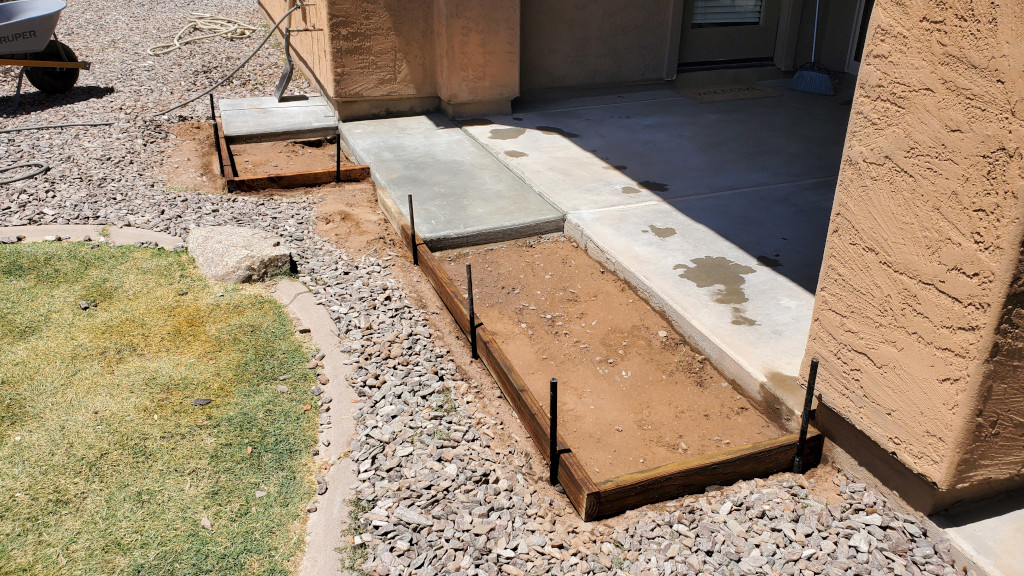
[147,13,257,56]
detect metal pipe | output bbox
[467,263,478,359]
[794,358,819,473]
[408,195,418,266]
[550,378,559,486]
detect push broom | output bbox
[789,0,834,96]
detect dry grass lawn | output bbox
[0,242,317,575]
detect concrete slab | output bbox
[462,86,851,213]
[340,113,564,250]
[220,96,339,144]
[667,178,838,293]
[567,202,815,423]
[272,279,358,576]
[932,491,1024,576]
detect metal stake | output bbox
[213,120,225,177]
[408,195,418,266]
[794,357,819,473]
[208,93,216,121]
[550,377,559,486]
[223,135,239,178]
[335,132,341,183]
[467,263,478,359]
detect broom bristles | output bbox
[789,70,834,96]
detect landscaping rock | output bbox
[188,226,291,283]
[192,398,212,406]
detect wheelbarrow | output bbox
[0,0,90,96]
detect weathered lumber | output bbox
[588,429,824,521]
[226,165,370,192]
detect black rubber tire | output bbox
[24,40,80,94]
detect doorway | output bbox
[678,0,782,67]
[846,0,876,73]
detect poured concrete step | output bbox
[341,114,564,250]
[219,96,338,144]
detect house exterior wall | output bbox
[258,0,336,97]
[805,0,1024,506]
[520,0,677,91]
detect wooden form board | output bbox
[378,189,824,521]
[212,120,370,192]
[257,0,335,98]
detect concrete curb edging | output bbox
[0,224,183,249]
[272,279,357,576]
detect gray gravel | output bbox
[0,2,966,576]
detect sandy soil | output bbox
[231,137,349,178]
[157,122,352,193]
[159,122,222,195]
[438,239,781,482]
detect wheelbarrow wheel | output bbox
[25,40,80,94]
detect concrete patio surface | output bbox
[932,491,1024,576]
[340,113,564,250]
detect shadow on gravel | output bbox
[0,85,116,116]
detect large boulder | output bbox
[188,226,291,283]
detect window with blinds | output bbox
[691,0,764,27]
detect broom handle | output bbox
[811,0,821,62]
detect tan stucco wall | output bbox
[806,0,1024,495]
[434,0,519,114]
[329,0,436,100]
[520,0,676,91]
[259,0,336,97]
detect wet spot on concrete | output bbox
[731,307,757,326]
[756,254,782,268]
[505,150,529,158]
[674,256,756,305]
[460,118,495,126]
[648,224,676,238]
[490,127,526,140]
[639,180,669,193]
[537,125,580,139]
[621,186,642,195]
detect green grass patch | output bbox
[0,243,317,576]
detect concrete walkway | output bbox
[340,113,564,250]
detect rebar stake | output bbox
[223,134,239,178]
[408,195,418,266]
[467,263,478,359]
[335,132,341,183]
[213,120,225,178]
[794,357,819,473]
[209,93,216,121]
[550,377,559,486]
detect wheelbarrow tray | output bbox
[0,0,67,55]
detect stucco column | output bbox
[434,0,520,117]
[804,0,1024,511]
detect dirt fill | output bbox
[439,237,781,482]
